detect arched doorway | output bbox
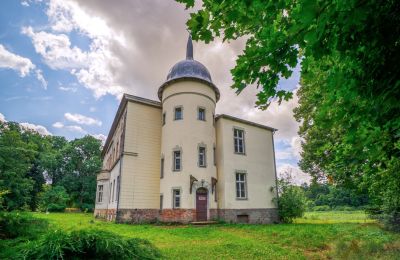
[196,188,208,221]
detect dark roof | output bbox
[158,35,220,101]
[215,114,277,132]
[101,94,161,158]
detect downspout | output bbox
[271,130,280,218]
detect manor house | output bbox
[94,36,279,224]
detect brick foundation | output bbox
[94,209,117,221]
[159,209,196,223]
[218,208,279,224]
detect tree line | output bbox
[0,121,102,212]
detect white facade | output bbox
[94,37,279,224]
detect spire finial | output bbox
[186,34,193,60]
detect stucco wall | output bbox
[216,117,277,209]
[160,81,218,211]
[118,101,162,210]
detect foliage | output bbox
[0,211,48,239]
[0,120,102,211]
[1,212,394,260]
[38,186,69,212]
[22,229,161,260]
[178,0,400,230]
[274,178,307,223]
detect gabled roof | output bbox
[215,114,277,132]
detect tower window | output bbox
[173,189,181,208]
[235,172,247,199]
[97,185,103,203]
[174,107,183,120]
[198,107,206,121]
[173,150,181,171]
[160,157,164,178]
[162,112,166,126]
[198,146,206,167]
[233,128,245,154]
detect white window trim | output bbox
[233,127,246,155]
[198,144,207,168]
[174,106,183,120]
[235,171,248,200]
[172,146,183,172]
[172,188,182,209]
[197,106,206,121]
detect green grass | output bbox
[2,211,400,259]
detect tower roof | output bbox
[158,35,220,101]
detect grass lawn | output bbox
[2,211,400,259]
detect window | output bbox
[213,145,216,166]
[174,107,182,120]
[173,150,181,171]
[162,112,166,125]
[234,128,245,154]
[109,182,112,203]
[115,176,120,202]
[173,189,181,208]
[160,158,164,178]
[198,146,206,167]
[236,172,247,199]
[160,194,163,210]
[112,179,115,202]
[97,185,103,203]
[198,107,205,121]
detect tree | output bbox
[38,185,69,212]
[178,0,400,229]
[274,176,307,223]
[58,135,102,211]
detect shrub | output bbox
[274,178,307,223]
[333,206,356,211]
[79,203,94,213]
[23,229,161,259]
[0,212,48,239]
[39,186,69,212]
[312,205,331,211]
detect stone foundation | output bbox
[218,208,279,224]
[116,209,159,223]
[94,208,278,224]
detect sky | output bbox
[0,0,310,184]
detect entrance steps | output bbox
[190,221,218,225]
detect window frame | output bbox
[235,171,248,200]
[233,128,246,155]
[97,185,103,203]
[197,107,206,121]
[173,149,182,172]
[198,146,206,167]
[174,106,183,120]
[172,188,181,208]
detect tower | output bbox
[158,35,220,222]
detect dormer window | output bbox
[174,107,183,120]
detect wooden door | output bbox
[196,188,208,221]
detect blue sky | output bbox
[0,0,309,183]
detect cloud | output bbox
[59,86,77,92]
[35,69,47,89]
[64,112,102,126]
[0,44,35,77]
[91,133,106,144]
[0,113,6,122]
[20,122,52,135]
[52,121,64,128]
[66,125,85,133]
[278,164,311,185]
[21,1,30,7]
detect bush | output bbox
[23,229,161,259]
[274,178,307,223]
[312,205,331,211]
[333,206,357,211]
[0,212,48,239]
[39,186,69,212]
[79,203,94,213]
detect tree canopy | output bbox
[178,0,400,229]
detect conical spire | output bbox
[186,34,193,60]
